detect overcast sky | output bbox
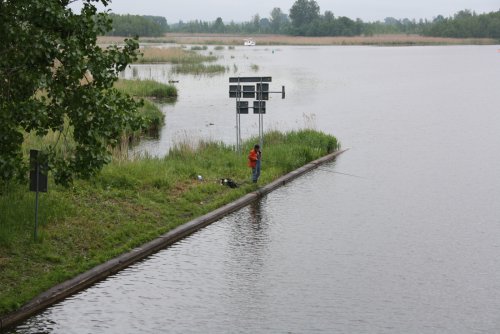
[72,0,500,23]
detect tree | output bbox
[252,14,261,33]
[0,0,142,185]
[213,17,225,33]
[107,14,168,37]
[270,7,288,33]
[289,0,320,34]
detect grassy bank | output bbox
[114,79,177,136]
[0,129,339,316]
[115,78,177,100]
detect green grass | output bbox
[134,47,217,64]
[172,63,227,75]
[114,79,175,135]
[190,45,208,51]
[114,79,177,100]
[0,129,340,316]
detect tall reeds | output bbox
[172,63,227,75]
[135,47,217,64]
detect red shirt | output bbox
[248,149,259,168]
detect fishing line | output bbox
[316,167,366,179]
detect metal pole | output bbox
[235,80,239,153]
[259,78,263,149]
[238,111,242,153]
[34,162,39,242]
[260,108,264,149]
[236,78,241,153]
[235,100,238,153]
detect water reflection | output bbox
[225,200,268,294]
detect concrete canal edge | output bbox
[0,148,347,330]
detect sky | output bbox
[71,0,500,23]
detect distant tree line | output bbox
[106,0,500,39]
[421,10,500,38]
[106,14,169,37]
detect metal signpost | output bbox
[29,149,48,241]
[229,76,285,152]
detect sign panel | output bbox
[256,83,269,100]
[237,101,249,114]
[229,77,272,83]
[229,85,241,98]
[29,150,48,193]
[243,85,255,98]
[253,101,266,114]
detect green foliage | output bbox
[270,7,289,33]
[107,14,169,37]
[190,45,208,51]
[422,10,500,38]
[114,79,177,99]
[289,0,320,32]
[165,4,499,39]
[137,99,165,134]
[0,0,143,186]
[172,64,228,75]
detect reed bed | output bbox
[135,47,217,64]
[98,34,498,46]
[172,63,227,75]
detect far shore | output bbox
[98,33,498,46]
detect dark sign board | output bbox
[243,85,255,98]
[256,83,269,100]
[29,150,48,193]
[229,85,241,98]
[253,101,266,114]
[229,77,272,83]
[230,84,258,98]
[237,101,249,114]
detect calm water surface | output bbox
[9,45,500,333]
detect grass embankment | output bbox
[133,47,227,75]
[114,79,177,135]
[0,129,339,316]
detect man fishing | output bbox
[248,144,261,183]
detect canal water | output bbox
[9,45,500,333]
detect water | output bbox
[8,45,500,333]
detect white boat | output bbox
[244,39,256,46]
